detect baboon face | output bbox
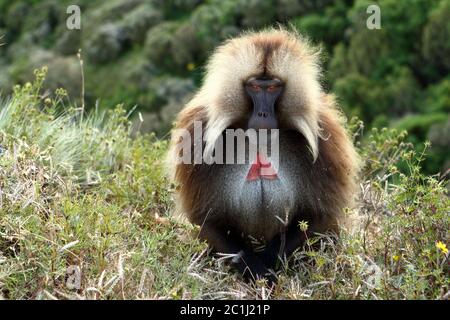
[201,30,323,163]
[245,76,284,130]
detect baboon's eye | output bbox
[267,85,276,92]
[250,84,261,91]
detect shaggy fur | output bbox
[167,29,360,281]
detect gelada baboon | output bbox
[168,29,360,283]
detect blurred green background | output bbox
[0,0,449,174]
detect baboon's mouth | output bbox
[246,153,278,181]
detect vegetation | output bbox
[0,71,448,299]
[0,0,449,173]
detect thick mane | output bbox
[189,29,324,161]
[167,29,361,281]
[167,28,360,226]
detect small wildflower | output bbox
[55,88,68,97]
[389,165,398,173]
[298,220,309,232]
[436,241,448,255]
[44,98,52,105]
[34,66,48,77]
[187,62,195,71]
[25,82,32,89]
[393,255,400,262]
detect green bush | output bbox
[422,0,450,75]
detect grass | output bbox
[0,69,448,300]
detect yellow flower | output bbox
[436,241,448,255]
[298,220,309,232]
[56,88,68,97]
[393,255,400,262]
[187,62,195,71]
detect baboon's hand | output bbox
[260,242,281,269]
[232,249,277,285]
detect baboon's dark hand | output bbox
[260,238,282,269]
[232,249,277,285]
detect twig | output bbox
[77,49,85,125]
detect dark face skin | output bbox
[245,77,284,130]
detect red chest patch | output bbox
[246,153,278,181]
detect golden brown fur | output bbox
[167,29,360,282]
